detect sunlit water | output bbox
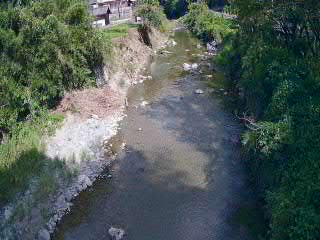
[54,30,254,240]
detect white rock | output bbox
[206,75,213,78]
[191,63,199,70]
[38,229,50,240]
[138,128,142,131]
[108,227,125,240]
[183,63,192,71]
[140,101,148,107]
[194,89,204,94]
[147,75,152,80]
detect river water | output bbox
[54,29,255,240]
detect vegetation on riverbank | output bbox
[135,0,170,32]
[0,0,111,204]
[182,3,234,43]
[185,2,320,239]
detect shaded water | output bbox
[54,30,255,240]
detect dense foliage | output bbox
[0,0,104,136]
[135,0,168,31]
[216,1,320,239]
[162,0,188,19]
[185,1,320,239]
[0,0,108,203]
[183,3,234,43]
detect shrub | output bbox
[182,3,235,43]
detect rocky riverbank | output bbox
[0,26,170,240]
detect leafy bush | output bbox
[182,3,235,43]
[163,0,188,19]
[135,1,168,32]
[0,0,104,134]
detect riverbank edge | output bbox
[0,26,172,240]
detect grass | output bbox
[101,23,139,40]
[0,112,64,204]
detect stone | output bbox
[38,229,50,240]
[138,128,142,131]
[206,75,213,78]
[194,89,204,94]
[140,101,148,107]
[183,63,192,71]
[191,63,199,70]
[108,227,125,240]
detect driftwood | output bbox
[237,113,261,131]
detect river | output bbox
[54,29,256,240]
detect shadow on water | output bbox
[54,30,265,240]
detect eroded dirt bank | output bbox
[0,27,169,240]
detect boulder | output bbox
[108,227,125,240]
[38,229,50,240]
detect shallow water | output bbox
[54,30,254,240]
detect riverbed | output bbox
[54,29,255,240]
